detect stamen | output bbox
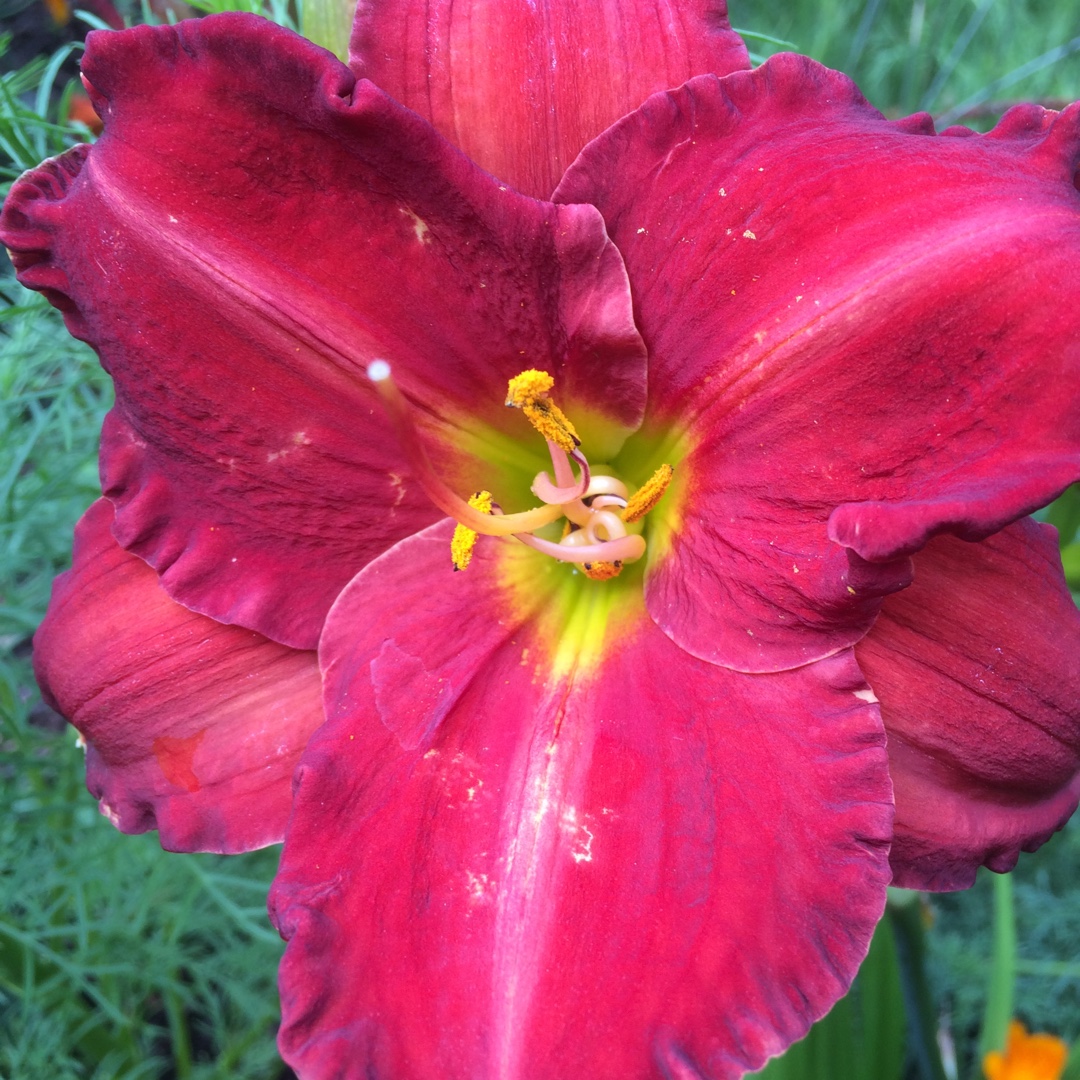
[505,369,579,453]
[368,361,563,536]
[518,531,646,565]
[623,464,674,523]
[590,495,628,511]
[531,445,590,505]
[451,491,493,571]
[505,369,555,405]
[581,561,623,581]
[584,510,627,544]
[373,363,665,583]
[558,527,592,548]
[583,475,629,501]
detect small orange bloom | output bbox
[67,93,103,136]
[984,1021,1069,1080]
[41,0,69,24]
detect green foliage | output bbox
[180,0,297,28]
[0,287,107,654]
[0,38,88,181]
[927,816,1080,1079]
[751,913,907,1080]
[0,278,291,1078]
[298,0,352,57]
[1046,486,1080,596]
[738,0,1080,124]
[0,732,289,1080]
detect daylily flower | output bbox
[4,2,1080,1077]
[984,1021,1069,1080]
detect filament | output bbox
[368,362,562,536]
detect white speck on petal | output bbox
[399,207,431,244]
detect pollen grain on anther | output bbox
[581,561,623,582]
[451,490,493,571]
[623,464,674,523]
[505,368,579,453]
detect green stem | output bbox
[889,898,948,1080]
[976,873,1017,1075]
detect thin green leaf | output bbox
[890,892,949,1080]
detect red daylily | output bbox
[4,3,1080,1077]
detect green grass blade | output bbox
[919,0,994,111]
[890,893,949,1080]
[936,34,1080,126]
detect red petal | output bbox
[269,523,892,1078]
[0,14,646,650]
[34,500,323,853]
[555,55,1080,672]
[350,0,750,199]
[855,519,1080,891]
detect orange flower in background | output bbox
[41,0,70,25]
[40,0,124,29]
[984,1021,1069,1080]
[67,93,103,135]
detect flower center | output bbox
[369,363,672,580]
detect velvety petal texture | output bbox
[270,522,893,1080]
[349,0,750,199]
[555,54,1080,674]
[855,519,1080,891]
[0,13,647,651]
[35,499,323,853]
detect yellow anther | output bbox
[581,560,623,581]
[505,369,580,453]
[506,369,555,406]
[622,464,674,523]
[523,400,580,452]
[451,490,493,571]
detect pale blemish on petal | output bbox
[561,806,595,864]
[853,688,879,704]
[466,870,496,908]
[266,430,311,464]
[399,207,431,244]
[388,471,407,508]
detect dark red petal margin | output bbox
[35,500,323,853]
[856,520,1080,891]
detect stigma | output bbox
[369,363,672,579]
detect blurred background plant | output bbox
[1,0,1079,1076]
